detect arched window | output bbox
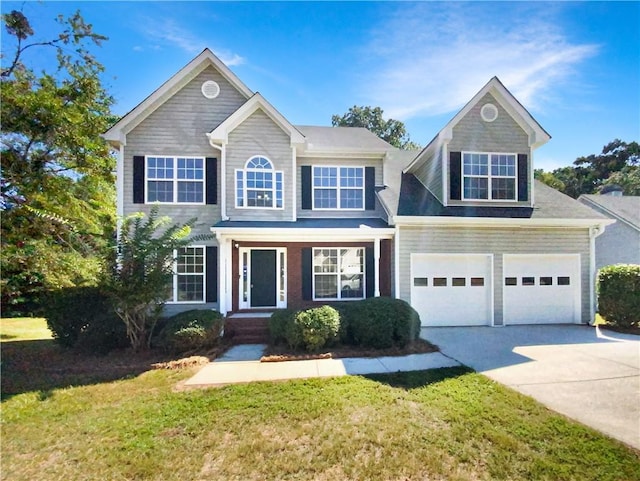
[235,156,283,208]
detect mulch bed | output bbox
[260,339,438,362]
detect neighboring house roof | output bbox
[378,150,419,218]
[579,195,640,231]
[207,93,305,146]
[295,126,394,155]
[396,175,610,225]
[103,48,253,147]
[405,76,551,174]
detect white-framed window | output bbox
[235,156,283,209]
[313,166,364,210]
[169,246,206,303]
[462,152,517,201]
[313,248,364,300]
[146,156,205,204]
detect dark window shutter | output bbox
[517,154,528,202]
[302,248,313,300]
[133,156,145,204]
[365,166,376,210]
[365,247,375,298]
[449,151,462,201]
[301,166,312,210]
[206,157,217,205]
[206,246,218,303]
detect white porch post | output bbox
[374,237,381,297]
[216,234,232,316]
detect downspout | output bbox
[589,225,606,324]
[116,143,125,234]
[207,136,227,221]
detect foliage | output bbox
[268,309,296,345]
[42,286,128,354]
[597,264,640,328]
[157,309,224,353]
[105,207,207,351]
[329,301,358,344]
[350,297,421,349]
[536,139,639,198]
[332,105,421,150]
[285,305,340,351]
[0,8,116,313]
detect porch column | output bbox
[216,234,231,316]
[374,237,380,297]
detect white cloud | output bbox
[136,17,245,66]
[362,3,598,120]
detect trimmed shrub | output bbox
[157,310,224,353]
[43,286,128,354]
[286,305,340,352]
[350,297,421,348]
[329,302,357,344]
[597,264,640,328]
[269,309,296,345]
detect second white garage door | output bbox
[411,254,493,327]
[503,254,581,324]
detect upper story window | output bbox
[235,156,283,209]
[313,166,364,210]
[146,156,204,204]
[463,152,516,201]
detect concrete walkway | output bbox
[185,344,460,387]
[423,325,640,450]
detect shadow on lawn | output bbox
[0,339,210,399]
[365,366,474,390]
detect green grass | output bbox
[2,318,639,481]
[0,317,52,342]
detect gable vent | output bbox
[480,103,498,122]
[201,80,220,99]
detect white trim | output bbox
[238,247,287,310]
[217,236,229,315]
[291,146,297,221]
[312,165,365,211]
[144,155,206,205]
[116,144,124,221]
[166,246,207,305]
[212,227,394,243]
[589,225,606,323]
[220,143,228,220]
[312,247,366,302]
[393,215,614,229]
[374,238,381,297]
[480,103,498,122]
[394,226,400,299]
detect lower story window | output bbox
[313,248,364,300]
[171,247,205,302]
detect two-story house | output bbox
[103,48,611,327]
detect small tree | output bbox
[106,208,209,350]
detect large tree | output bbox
[536,139,639,198]
[1,9,116,313]
[332,106,421,150]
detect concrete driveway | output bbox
[422,325,640,449]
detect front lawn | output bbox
[2,318,639,480]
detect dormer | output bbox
[404,77,550,208]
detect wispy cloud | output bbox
[362,3,598,119]
[135,16,245,66]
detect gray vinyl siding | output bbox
[225,109,294,221]
[122,66,248,237]
[413,145,443,203]
[447,92,531,207]
[297,157,386,219]
[397,225,592,324]
[595,221,640,269]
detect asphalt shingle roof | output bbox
[580,195,640,228]
[295,125,394,152]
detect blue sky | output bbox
[2,1,639,170]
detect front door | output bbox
[239,248,287,310]
[250,249,277,307]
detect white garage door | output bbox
[411,254,493,327]
[503,254,581,324]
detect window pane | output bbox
[505,277,518,286]
[464,177,488,199]
[315,275,337,299]
[177,275,203,301]
[522,277,535,286]
[314,189,337,209]
[177,181,203,203]
[177,247,204,274]
[247,190,273,207]
[540,277,553,286]
[414,277,428,287]
[148,157,173,179]
[491,178,515,200]
[491,154,516,177]
[314,249,337,273]
[313,167,337,187]
[463,153,488,176]
[433,278,447,287]
[340,248,363,274]
[471,277,485,287]
[148,181,173,202]
[340,274,363,298]
[558,276,571,286]
[452,277,466,287]
[177,157,203,180]
[340,189,363,209]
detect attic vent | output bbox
[201,80,220,99]
[480,103,498,122]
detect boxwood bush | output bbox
[285,305,340,351]
[157,309,224,353]
[597,264,640,328]
[43,286,128,354]
[349,297,421,349]
[268,309,297,345]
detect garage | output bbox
[503,254,581,324]
[411,254,493,327]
